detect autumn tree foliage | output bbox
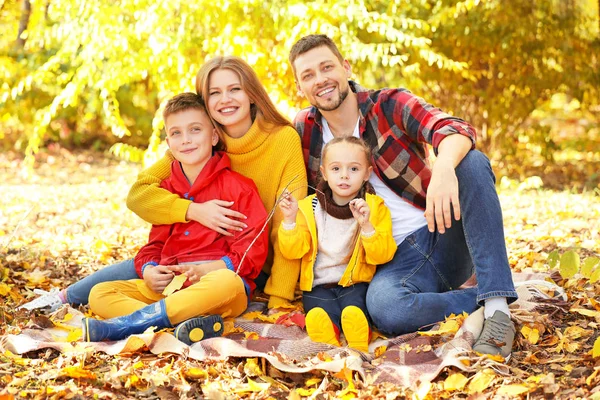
[0,0,598,167]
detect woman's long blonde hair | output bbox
[196,56,292,137]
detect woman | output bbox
[21,56,306,313]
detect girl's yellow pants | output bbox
[88,268,248,324]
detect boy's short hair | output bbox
[163,92,225,151]
[289,34,345,75]
[163,92,207,122]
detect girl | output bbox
[278,137,396,352]
[21,56,306,315]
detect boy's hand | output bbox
[168,264,202,284]
[349,198,375,233]
[168,260,226,285]
[278,190,299,224]
[186,200,247,237]
[143,265,174,293]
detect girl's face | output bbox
[320,142,372,205]
[207,68,253,138]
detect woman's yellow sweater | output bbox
[126,120,307,308]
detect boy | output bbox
[82,92,268,345]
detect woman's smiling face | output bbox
[206,68,253,138]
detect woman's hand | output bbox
[143,265,174,293]
[186,200,247,236]
[278,190,299,224]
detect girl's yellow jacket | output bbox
[278,193,397,291]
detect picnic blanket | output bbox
[0,273,566,388]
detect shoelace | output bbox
[479,317,511,346]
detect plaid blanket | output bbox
[0,273,562,388]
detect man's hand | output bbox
[278,190,299,224]
[186,200,247,237]
[143,265,175,293]
[425,158,460,234]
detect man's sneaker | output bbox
[19,288,65,312]
[305,307,341,347]
[341,306,371,353]
[473,310,516,360]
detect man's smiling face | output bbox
[293,45,352,112]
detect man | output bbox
[289,34,518,358]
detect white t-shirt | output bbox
[321,118,427,245]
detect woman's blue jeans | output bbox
[65,258,138,305]
[366,150,518,336]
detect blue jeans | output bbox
[66,258,138,305]
[366,151,518,336]
[303,283,369,330]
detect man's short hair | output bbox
[163,92,207,122]
[289,34,344,73]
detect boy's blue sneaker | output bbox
[174,315,224,345]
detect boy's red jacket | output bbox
[134,151,269,295]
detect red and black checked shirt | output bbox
[293,81,477,210]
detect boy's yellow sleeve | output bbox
[362,196,397,265]
[126,151,192,225]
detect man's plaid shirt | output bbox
[293,81,477,210]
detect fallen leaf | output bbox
[581,257,599,278]
[496,383,533,396]
[60,366,96,380]
[521,326,540,344]
[593,337,600,358]
[559,250,579,278]
[444,373,468,391]
[467,368,496,394]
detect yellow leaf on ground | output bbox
[244,358,263,377]
[444,373,468,391]
[162,274,187,296]
[593,337,600,358]
[559,250,579,278]
[570,308,600,318]
[0,283,11,296]
[296,388,316,396]
[133,361,144,369]
[497,383,532,396]
[244,331,260,340]
[66,328,82,342]
[60,366,96,380]
[374,345,387,358]
[185,367,207,380]
[582,257,599,278]
[419,319,460,336]
[467,368,496,394]
[305,377,321,386]
[591,268,600,284]
[521,325,540,344]
[234,378,270,393]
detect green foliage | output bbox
[0,0,598,168]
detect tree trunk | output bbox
[16,0,32,48]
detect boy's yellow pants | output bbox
[88,268,247,324]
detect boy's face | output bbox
[165,109,218,168]
[293,45,352,112]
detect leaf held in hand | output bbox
[162,274,187,296]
